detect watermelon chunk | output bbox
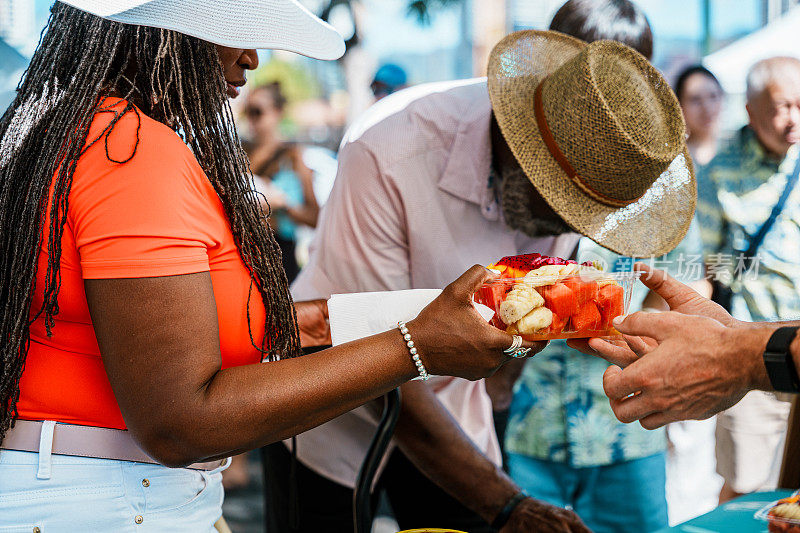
[562,278,599,306]
[545,310,569,335]
[571,301,602,333]
[538,283,578,318]
[475,283,511,327]
[597,283,625,328]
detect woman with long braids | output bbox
[0,2,540,529]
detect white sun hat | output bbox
[58,0,345,60]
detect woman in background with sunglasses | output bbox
[244,82,318,282]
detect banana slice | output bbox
[577,264,618,286]
[516,306,553,334]
[499,284,545,325]
[559,263,581,276]
[528,265,564,278]
[772,503,800,520]
[518,265,562,288]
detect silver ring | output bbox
[509,347,531,358]
[504,335,523,354]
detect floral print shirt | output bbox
[696,126,800,322]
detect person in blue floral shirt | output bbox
[505,231,705,533]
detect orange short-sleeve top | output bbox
[18,99,266,429]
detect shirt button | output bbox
[134,515,144,525]
[142,478,150,487]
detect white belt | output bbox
[2,419,229,472]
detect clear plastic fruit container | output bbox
[756,494,800,533]
[474,270,642,341]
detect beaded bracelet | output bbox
[397,321,429,381]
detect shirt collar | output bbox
[437,85,498,220]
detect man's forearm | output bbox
[392,381,519,523]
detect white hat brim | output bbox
[59,0,345,60]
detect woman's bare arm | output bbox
[85,266,534,467]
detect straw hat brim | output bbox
[488,31,696,257]
[59,0,345,61]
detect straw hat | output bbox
[488,30,696,257]
[58,0,345,60]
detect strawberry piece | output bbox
[597,284,625,328]
[571,302,602,333]
[562,278,599,306]
[538,283,578,318]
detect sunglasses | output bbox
[246,106,266,119]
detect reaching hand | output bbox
[568,263,737,367]
[632,263,736,326]
[595,310,774,429]
[501,498,592,533]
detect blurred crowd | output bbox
[219,0,800,531]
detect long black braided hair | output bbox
[0,3,301,443]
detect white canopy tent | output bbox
[704,6,800,96]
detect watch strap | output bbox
[764,327,800,393]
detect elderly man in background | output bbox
[695,56,800,503]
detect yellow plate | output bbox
[397,530,468,533]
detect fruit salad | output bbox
[763,494,800,533]
[474,253,637,341]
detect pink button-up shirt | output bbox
[291,79,580,488]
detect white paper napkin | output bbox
[328,289,495,346]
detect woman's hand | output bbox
[409,265,547,381]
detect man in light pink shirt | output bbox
[267,30,696,532]
[272,77,583,532]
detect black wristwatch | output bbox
[763,326,800,393]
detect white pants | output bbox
[0,421,228,532]
[715,390,791,494]
[665,418,723,525]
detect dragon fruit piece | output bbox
[493,253,601,273]
[495,253,542,270]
